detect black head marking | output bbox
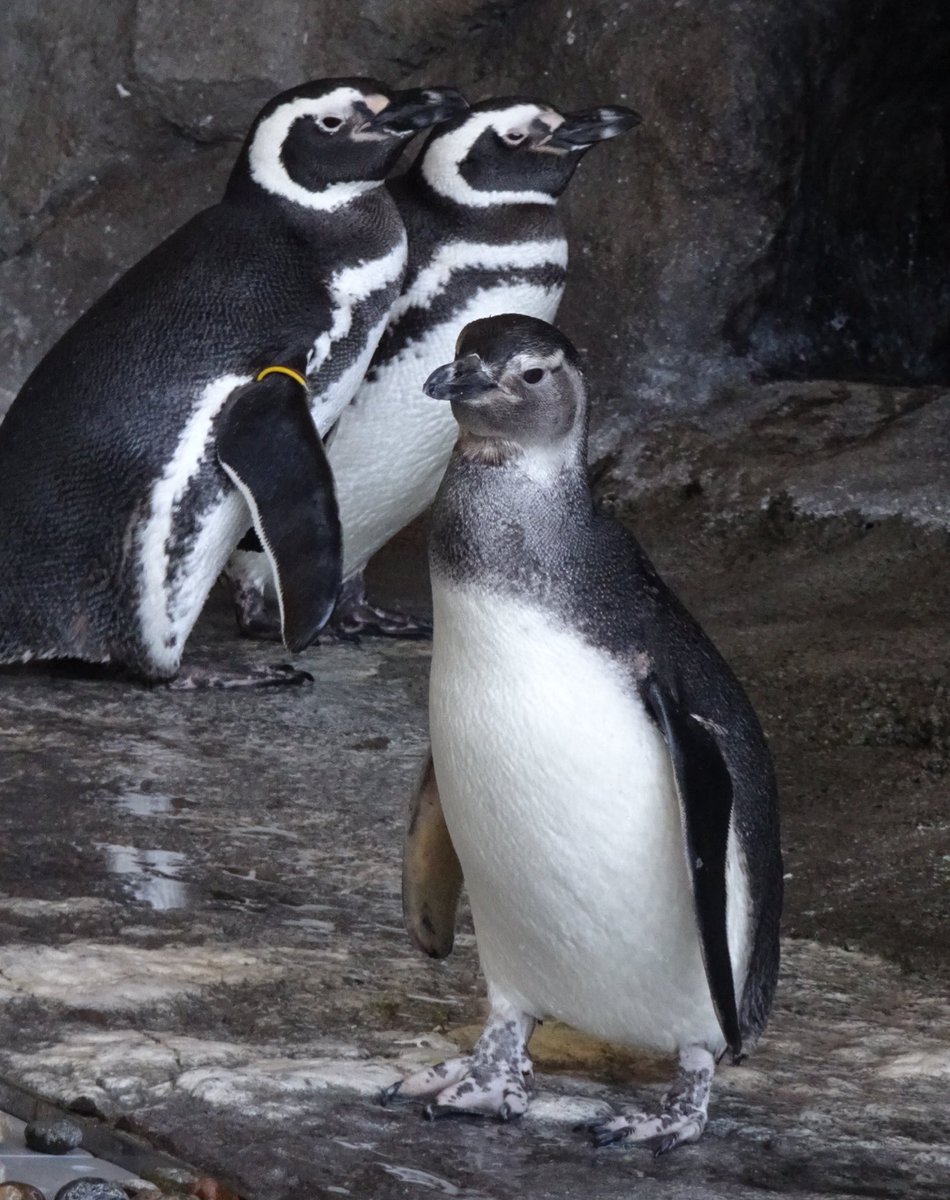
[415,95,640,206]
[228,78,467,204]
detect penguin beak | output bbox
[423,355,497,402]
[546,105,642,149]
[368,87,469,135]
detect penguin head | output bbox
[232,79,468,210]
[424,315,589,467]
[417,97,640,207]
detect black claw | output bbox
[274,664,314,684]
[651,1134,680,1158]
[586,1122,630,1149]
[378,1081,403,1107]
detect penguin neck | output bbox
[456,432,585,481]
[430,442,593,590]
[225,154,385,215]
[402,157,558,215]
[223,166,394,238]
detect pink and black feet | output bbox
[329,571,432,640]
[586,1045,715,1156]
[381,1003,535,1121]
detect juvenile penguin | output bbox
[383,315,783,1153]
[226,96,638,639]
[0,78,465,685]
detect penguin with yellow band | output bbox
[0,78,466,686]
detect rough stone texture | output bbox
[23,1119,83,1155]
[2,1,948,417]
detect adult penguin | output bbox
[0,79,465,686]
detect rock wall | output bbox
[2,0,948,422]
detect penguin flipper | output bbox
[403,752,464,958]
[643,677,742,1057]
[217,373,341,653]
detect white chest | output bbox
[428,581,725,1054]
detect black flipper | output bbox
[644,677,742,1056]
[217,373,341,653]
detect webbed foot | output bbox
[586,1044,714,1155]
[382,1003,534,1122]
[165,663,313,690]
[332,571,432,641]
[224,547,282,642]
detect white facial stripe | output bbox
[422,105,561,207]
[306,233,408,378]
[509,348,565,374]
[391,238,567,322]
[138,373,250,664]
[248,87,381,212]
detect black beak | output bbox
[369,87,469,135]
[423,355,497,402]
[546,105,641,149]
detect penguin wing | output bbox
[643,677,743,1056]
[217,372,342,651]
[402,751,464,958]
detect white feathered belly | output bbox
[330,278,562,578]
[429,582,725,1054]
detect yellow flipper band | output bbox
[256,365,308,389]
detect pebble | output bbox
[0,1113,15,1143]
[24,1118,83,1154]
[0,1185,47,1200]
[54,1182,128,1200]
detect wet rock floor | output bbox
[0,382,947,1199]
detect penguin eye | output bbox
[318,115,344,132]
[503,130,526,145]
[522,368,544,384]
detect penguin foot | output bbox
[331,571,432,641]
[381,1003,535,1121]
[586,1044,714,1155]
[165,663,314,690]
[231,587,283,643]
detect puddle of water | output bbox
[114,792,194,817]
[96,843,194,910]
